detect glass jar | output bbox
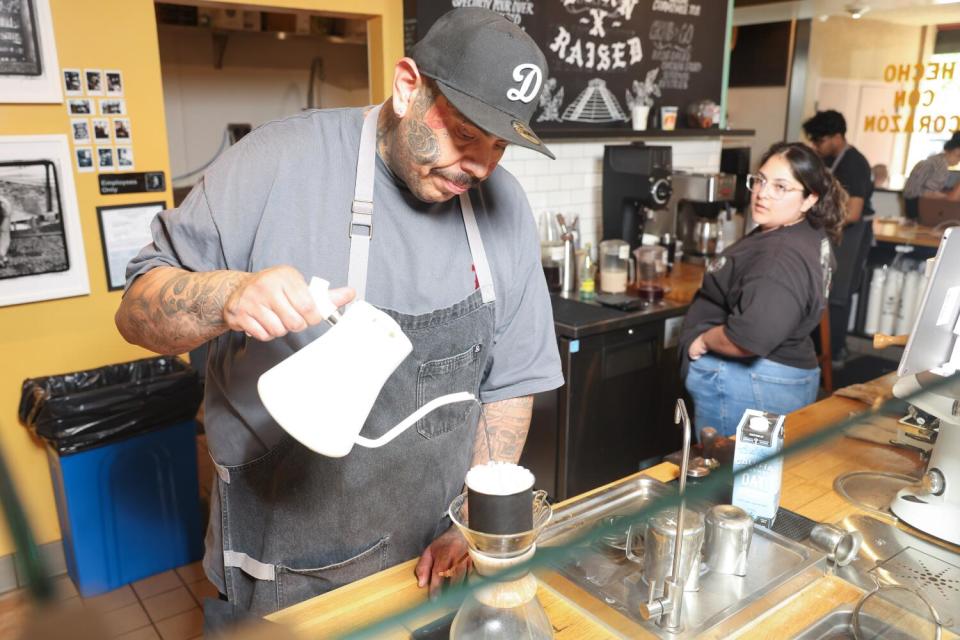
[598,239,633,294]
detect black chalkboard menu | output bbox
[408,1,729,136]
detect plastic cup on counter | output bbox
[660,106,678,131]
[634,245,668,302]
[632,104,651,131]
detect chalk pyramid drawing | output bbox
[562,78,628,123]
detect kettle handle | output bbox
[628,256,637,285]
[354,392,477,448]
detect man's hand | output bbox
[688,333,708,361]
[223,266,354,341]
[415,526,470,600]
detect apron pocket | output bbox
[417,343,482,439]
[276,535,390,609]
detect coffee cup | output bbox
[660,106,678,131]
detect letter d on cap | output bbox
[507,64,542,103]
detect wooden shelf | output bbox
[539,128,755,142]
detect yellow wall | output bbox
[802,16,924,120]
[0,0,402,558]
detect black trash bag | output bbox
[19,356,203,455]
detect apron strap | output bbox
[459,191,496,304]
[830,145,849,173]
[224,550,276,581]
[346,105,497,304]
[347,104,382,302]
[211,456,231,484]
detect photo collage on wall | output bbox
[63,68,132,174]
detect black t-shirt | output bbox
[679,219,835,372]
[831,145,874,220]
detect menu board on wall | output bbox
[411,1,728,135]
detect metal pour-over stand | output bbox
[447,491,554,639]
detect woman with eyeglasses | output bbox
[679,142,845,438]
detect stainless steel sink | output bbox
[539,475,827,638]
[791,605,920,640]
[834,514,959,633]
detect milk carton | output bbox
[731,409,786,527]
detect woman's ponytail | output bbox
[808,174,847,244]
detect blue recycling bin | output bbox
[21,356,205,597]
[46,419,203,597]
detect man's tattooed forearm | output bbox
[475,396,534,464]
[156,272,241,326]
[120,270,245,353]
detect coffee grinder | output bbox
[889,227,960,546]
[670,173,737,264]
[601,144,673,251]
[721,147,752,235]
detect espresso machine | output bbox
[670,172,737,263]
[602,144,673,251]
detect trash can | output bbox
[20,356,204,597]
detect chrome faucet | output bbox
[640,398,692,632]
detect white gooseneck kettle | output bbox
[257,278,475,457]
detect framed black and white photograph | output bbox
[0,135,89,306]
[113,117,131,142]
[105,69,122,95]
[70,118,90,145]
[96,201,163,290]
[91,118,110,143]
[116,146,134,171]
[74,146,92,173]
[96,147,113,171]
[62,68,81,95]
[84,69,103,96]
[99,98,125,116]
[67,98,92,115]
[0,0,62,103]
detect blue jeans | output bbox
[685,354,820,438]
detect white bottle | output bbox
[896,268,922,335]
[863,266,886,335]
[878,268,903,335]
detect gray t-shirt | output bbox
[126,107,563,588]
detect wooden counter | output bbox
[268,377,958,638]
[662,261,704,306]
[873,218,945,248]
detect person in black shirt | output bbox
[803,110,874,364]
[680,143,843,437]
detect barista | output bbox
[803,110,875,365]
[902,131,960,219]
[114,8,563,620]
[680,143,842,437]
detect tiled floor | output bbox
[0,562,217,639]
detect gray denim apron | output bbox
[828,146,873,304]
[215,105,497,615]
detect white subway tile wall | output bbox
[500,139,723,249]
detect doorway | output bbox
[154,2,371,204]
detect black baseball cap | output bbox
[411,8,555,160]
